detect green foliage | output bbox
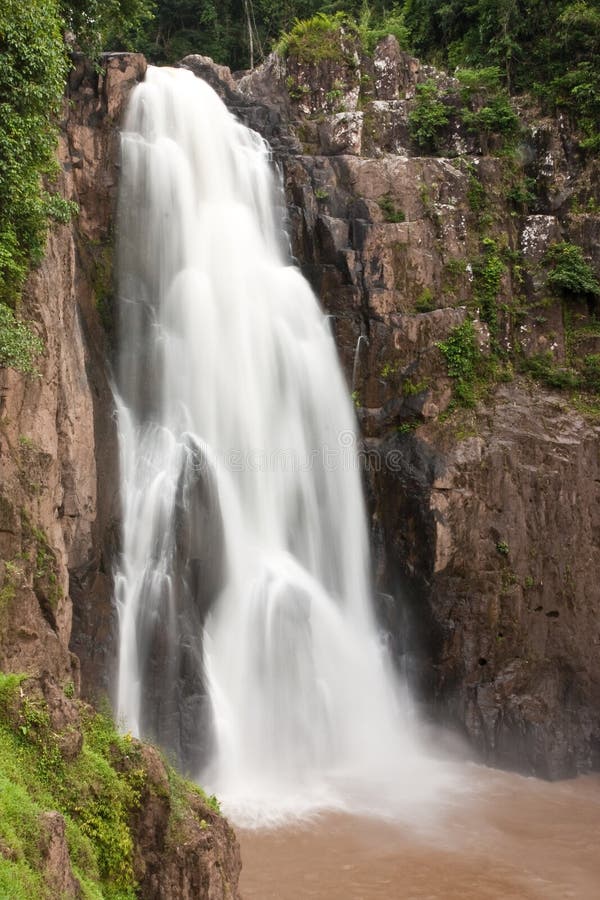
[540,4,600,148]
[380,360,399,378]
[581,354,600,392]
[408,79,450,153]
[0,304,43,375]
[325,81,345,104]
[415,287,435,312]
[457,66,519,148]
[403,0,600,148]
[166,762,221,821]
[438,318,479,406]
[286,75,310,99]
[472,239,506,336]
[520,352,580,389]
[545,242,600,298]
[0,0,68,306]
[507,177,537,210]
[0,699,137,898]
[0,777,46,898]
[570,196,600,215]
[445,257,467,278]
[0,674,25,719]
[467,175,486,212]
[461,95,519,142]
[139,1,335,68]
[0,856,46,900]
[496,540,510,556]
[65,712,142,892]
[60,0,156,58]
[396,421,418,433]
[276,12,358,63]
[378,194,405,223]
[402,377,429,396]
[357,2,409,52]
[0,0,151,310]
[456,66,505,100]
[44,194,79,224]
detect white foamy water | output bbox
[115,65,461,827]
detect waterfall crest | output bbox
[115,66,456,826]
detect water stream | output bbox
[114,65,459,827]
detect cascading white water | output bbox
[115,66,458,826]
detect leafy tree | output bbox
[60,0,156,57]
[402,0,600,147]
[0,0,68,306]
[139,1,326,68]
[457,66,520,151]
[0,0,152,315]
[139,1,410,69]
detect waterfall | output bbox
[115,66,456,826]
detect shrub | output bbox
[415,288,435,312]
[545,242,600,298]
[472,239,506,337]
[438,318,479,406]
[276,12,358,64]
[467,174,486,212]
[507,177,537,209]
[408,79,450,153]
[358,3,409,53]
[456,66,520,150]
[521,352,579,389]
[456,66,505,101]
[581,354,600,392]
[0,304,43,375]
[378,194,405,223]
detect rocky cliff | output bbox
[184,35,600,779]
[1,37,598,880]
[0,53,240,897]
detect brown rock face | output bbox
[65,53,150,700]
[0,53,146,697]
[197,39,600,778]
[38,811,82,899]
[125,745,242,900]
[373,388,600,777]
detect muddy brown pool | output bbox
[239,770,600,899]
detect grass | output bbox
[0,672,221,899]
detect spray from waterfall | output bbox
[115,65,459,826]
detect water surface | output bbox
[240,770,600,899]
